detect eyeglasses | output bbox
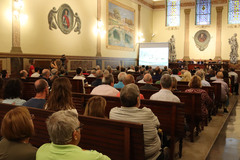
[30,114,35,120]
[75,123,84,131]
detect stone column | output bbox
[10,0,22,53]
[214,7,223,60]
[183,9,191,60]
[96,0,102,57]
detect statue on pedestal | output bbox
[169,35,176,62]
[229,33,239,64]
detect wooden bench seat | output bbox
[72,93,185,160]
[0,103,144,160]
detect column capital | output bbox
[216,6,223,13]
[184,9,191,15]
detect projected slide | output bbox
[139,43,169,68]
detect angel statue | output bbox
[48,7,58,30]
[74,13,81,34]
[229,33,239,64]
[169,35,176,62]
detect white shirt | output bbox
[90,84,119,96]
[2,98,26,106]
[138,79,146,83]
[73,75,86,80]
[171,74,182,81]
[229,71,238,84]
[150,89,180,102]
[87,74,96,77]
[110,106,161,160]
[201,80,211,87]
[31,72,40,77]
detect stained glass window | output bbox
[228,0,240,24]
[195,0,211,25]
[166,0,181,26]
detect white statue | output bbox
[169,35,176,62]
[229,33,239,64]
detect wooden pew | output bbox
[22,82,36,100]
[69,79,85,93]
[26,77,41,82]
[72,93,185,159]
[86,77,96,85]
[0,103,144,160]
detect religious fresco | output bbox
[194,30,211,51]
[106,0,135,50]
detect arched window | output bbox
[166,0,181,26]
[195,0,211,25]
[228,0,240,24]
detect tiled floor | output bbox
[207,98,240,160]
[176,95,238,160]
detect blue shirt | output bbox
[114,82,124,89]
[23,98,46,109]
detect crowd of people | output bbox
[0,60,238,160]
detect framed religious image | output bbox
[194,30,211,51]
[57,4,74,34]
[106,0,135,51]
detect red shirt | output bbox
[116,92,145,99]
[29,65,35,77]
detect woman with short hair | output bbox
[36,110,110,160]
[0,107,37,160]
[2,78,26,105]
[84,96,107,118]
[44,77,77,114]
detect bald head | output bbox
[216,71,223,79]
[35,79,48,93]
[143,73,152,83]
[123,74,135,85]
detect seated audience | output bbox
[136,68,145,81]
[110,84,162,160]
[152,66,162,81]
[28,59,35,77]
[36,110,110,160]
[103,70,110,77]
[139,73,159,91]
[41,69,51,86]
[20,70,28,81]
[0,107,37,160]
[114,72,127,89]
[91,70,103,87]
[23,79,49,109]
[1,70,9,79]
[50,69,59,84]
[171,68,182,81]
[73,67,86,80]
[106,65,112,74]
[2,78,26,105]
[117,74,145,99]
[84,96,107,118]
[90,74,119,96]
[88,70,96,77]
[195,70,211,86]
[171,77,179,92]
[45,77,77,114]
[31,67,40,77]
[150,74,180,102]
[138,71,149,83]
[127,65,135,72]
[228,68,239,95]
[185,75,213,126]
[181,71,191,82]
[213,71,229,113]
[155,71,169,84]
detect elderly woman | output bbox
[84,96,107,118]
[2,78,26,105]
[0,107,37,160]
[36,110,110,160]
[45,77,77,114]
[185,75,213,129]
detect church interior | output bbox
[0,0,240,159]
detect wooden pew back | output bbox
[0,103,144,160]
